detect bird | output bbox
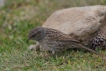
[27,27,105,57]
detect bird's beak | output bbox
[26,38,30,42]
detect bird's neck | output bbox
[38,29,47,41]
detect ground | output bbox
[0,0,106,71]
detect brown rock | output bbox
[43,5,106,46]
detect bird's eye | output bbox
[31,34,39,38]
[30,31,40,38]
[30,35,35,38]
[35,34,39,37]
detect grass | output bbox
[0,0,106,71]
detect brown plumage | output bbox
[27,27,104,56]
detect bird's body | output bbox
[39,35,74,54]
[28,27,104,56]
[28,27,78,54]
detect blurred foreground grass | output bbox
[0,0,106,71]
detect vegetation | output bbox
[0,0,106,71]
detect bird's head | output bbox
[27,27,46,42]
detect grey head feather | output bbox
[40,27,47,41]
[28,27,47,41]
